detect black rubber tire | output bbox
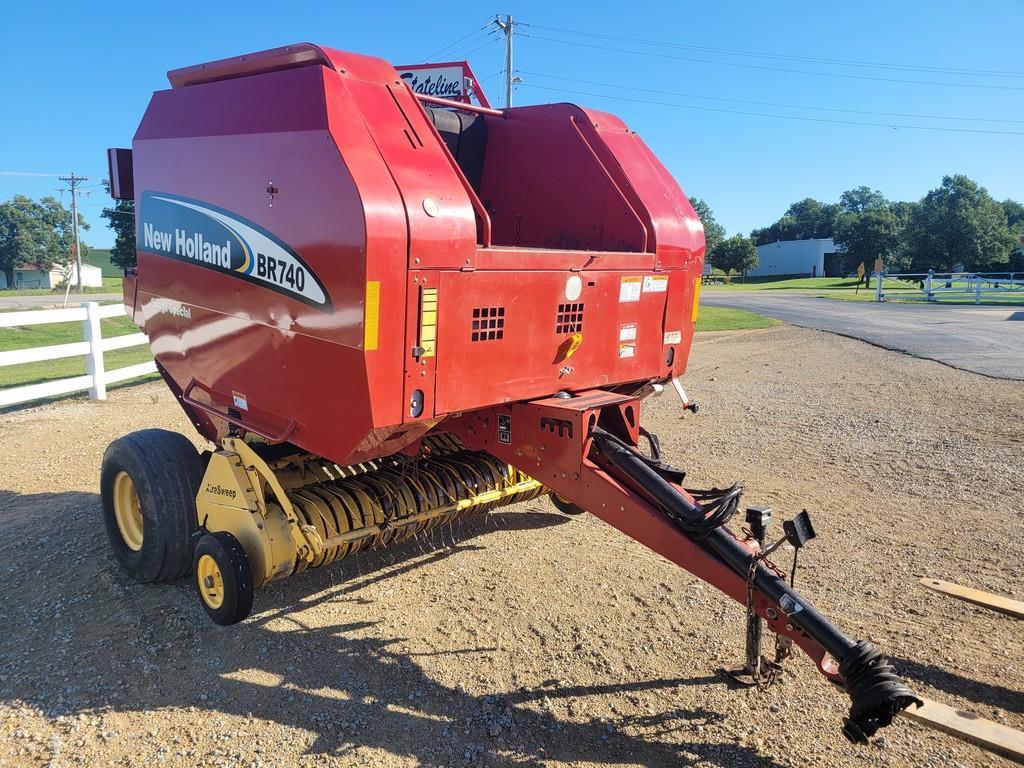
[100,429,204,583]
[193,532,253,626]
[549,491,586,516]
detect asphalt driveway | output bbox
[702,292,1024,380]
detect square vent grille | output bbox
[471,307,505,341]
[556,303,584,334]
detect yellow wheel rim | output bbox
[112,471,144,551]
[197,554,225,610]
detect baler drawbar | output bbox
[99,42,920,744]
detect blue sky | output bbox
[2,1,1021,248]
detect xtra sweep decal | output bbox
[137,191,332,312]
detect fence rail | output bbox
[875,271,1024,304]
[0,301,156,408]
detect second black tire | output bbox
[99,429,204,582]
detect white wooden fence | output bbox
[0,302,155,408]
[875,271,1024,304]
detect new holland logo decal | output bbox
[137,191,332,312]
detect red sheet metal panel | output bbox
[132,60,409,464]
[431,269,675,414]
[125,44,705,467]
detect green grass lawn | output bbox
[0,281,122,296]
[695,305,779,332]
[703,275,918,292]
[0,312,154,389]
[700,274,1023,305]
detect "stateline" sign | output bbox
[392,60,491,108]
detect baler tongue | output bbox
[447,391,921,743]
[587,427,923,743]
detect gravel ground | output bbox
[1,325,1021,768]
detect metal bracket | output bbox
[224,437,322,562]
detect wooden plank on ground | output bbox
[920,577,1024,619]
[902,696,1024,764]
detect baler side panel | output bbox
[432,270,672,414]
[131,65,404,462]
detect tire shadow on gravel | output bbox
[1,490,783,768]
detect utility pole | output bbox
[493,14,515,108]
[58,173,88,291]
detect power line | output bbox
[0,171,63,177]
[519,71,1024,125]
[421,22,492,61]
[443,29,498,59]
[455,29,503,60]
[518,32,1024,91]
[519,22,1024,79]
[521,82,1024,135]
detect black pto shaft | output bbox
[589,428,922,742]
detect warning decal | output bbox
[643,275,668,293]
[619,276,642,303]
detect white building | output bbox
[750,238,842,278]
[0,262,103,289]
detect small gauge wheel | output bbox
[193,531,253,626]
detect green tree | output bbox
[834,208,901,275]
[1003,200,1024,270]
[0,195,87,288]
[904,175,1016,271]
[715,234,759,276]
[1002,199,1024,229]
[839,186,888,213]
[101,182,136,270]
[43,196,89,268]
[688,197,725,264]
[750,215,798,246]
[887,200,918,272]
[751,198,838,245]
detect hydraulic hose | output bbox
[589,427,921,742]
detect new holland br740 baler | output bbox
[100,43,919,743]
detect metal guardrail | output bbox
[0,301,156,407]
[875,271,1024,304]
